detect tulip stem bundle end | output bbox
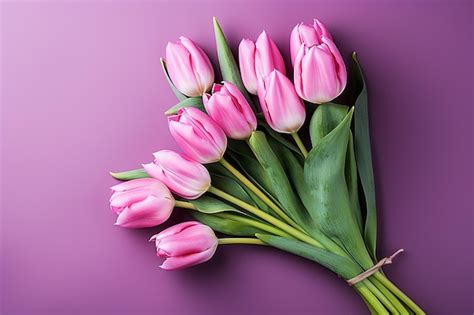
[291,132,309,158]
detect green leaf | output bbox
[346,132,363,232]
[187,195,242,214]
[308,103,363,233]
[213,17,256,111]
[258,120,303,157]
[226,140,277,200]
[160,58,187,101]
[210,173,258,208]
[191,212,265,236]
[266,137,310,221]
[109,168,149,181]
[248,131,306,225]
[207,163,272,213]
[309,102,349,148]
[267,137,345,247]
[304,109,373,269]
[164,97,204,115]
[351,52,377,259]
[256,234,362,280]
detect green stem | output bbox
[174,200,198,210]
[364,279,398,314]
[355,281,388,315]
[370,276,409,315]
[355,288,377,315]
[218,238,266,246]
[291,132,308,158]
[219,158,301,230]
[208,186,323,249]
[373,272,425,314]
[215,213,292,238]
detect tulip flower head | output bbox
[290,19,333,65]
[150,221,218,270]
[143,150,211,200]
[238,31,286,94]
[168,107,227,164]
[257,69,306,134]
[291,19,347,104]
[203,82,257,140]
[109,178,174,228]
[165,36,215,97]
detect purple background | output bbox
[1,1,473,314]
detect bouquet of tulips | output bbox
[109,17,425,314]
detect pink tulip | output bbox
[257,69,306,133]
[165,36,214,97]
[238,31,286,94]
[291,20,347,104]
[150,221,218,270]
[168,107,227,164]
[109,178,174,228]
[290,19,333,65]
[143,150,211,200]
[203,82,257,140]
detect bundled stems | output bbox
[373,272,425,314]
[208,186,323,248]
[369,277,409,315]
[215,213,292,238]
[219,158,302,231]
[355,282,389,315]
[177,193,424,314]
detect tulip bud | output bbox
[203,82,257,140]
[150,221,218,270]
[165,36,215,97]
[257,70,306,134]
[290,19,332,65]
[291,20,347,104]
[109,178,174,228]
[238,31,286,94]
[143,150,211,200]
[168,107,227,164]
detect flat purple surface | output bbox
[1,1,473,314]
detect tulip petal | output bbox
[255,31,286,78]
[110,188,153,209]
[160,244,217,270]
[166,42,201,97]
[179,36,214,94]
[115,195,174,228]
[321,37,347,93]
[157,227,217,257]
[152,221,200,243]
[145,151,211,199]
[301,44,339,104]
[314,19,333,40]
[110,178,160,192]
[259,70,305,133]
[238,39,258,94]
